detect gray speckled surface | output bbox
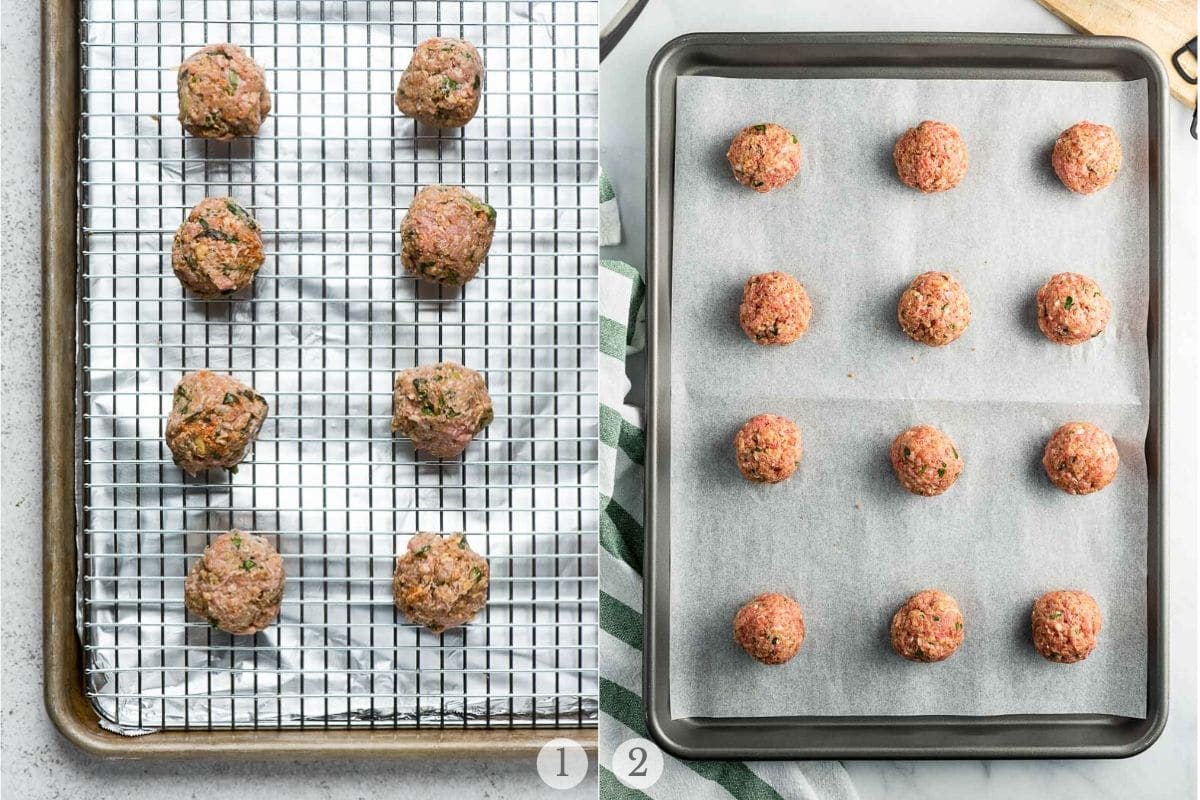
[0,4,593,797]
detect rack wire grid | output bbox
[77,0,599,732]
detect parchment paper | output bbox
[668,77,1149,719]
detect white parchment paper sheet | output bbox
[668,77,1149,718]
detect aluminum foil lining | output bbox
[78,0,599,732]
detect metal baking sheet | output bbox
[46,0,599,757]
[644,32,1168,760]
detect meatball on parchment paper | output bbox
[665,75,1150,719]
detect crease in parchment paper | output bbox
[668,76,1149,719]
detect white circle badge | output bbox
[611,737,664,790]
[537,737,589,790]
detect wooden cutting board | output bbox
[1036,0,1197,105]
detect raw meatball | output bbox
[393,532,490,632]
[1042,421,1119,495]
[738,271,812,345]
[177,43,271,140]
[893,121,969,193]
[890,424,962,496]
[734,414,802,484]
[1031,589,1102,663]
[395,37,483,128]
[400,185,496,286]
[184,530,285,635]
[726,123,802,193]
[165,370,268,476]
[897,271,971,347]
[890,589,965,663]
[171,197,264,298]
[392,362,494,458]
[1036,272,1111,346]
[1052,122,1122,195]
[733,592,805,665]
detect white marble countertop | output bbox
[597,1,1197,798]
[0,4,590,798]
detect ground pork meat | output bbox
[1036,272,1111,346]
[177,43,271,140]
[738,271,812,345]
[395,37,483,128]
[1052,121,1122,195]
[184,530,285,635]
[400,184,496,286]
[393,532,490,632]
[726,123,802,192]
[890,589,965,662]
[392,362,493,458]
[734,414,802,484]
[165,370,268,476]
[733,592,805,665]
[893,121,969,193]
[890,424,963,496]
[171,197,264,298]
[1031,589,1102,663]
[897,271,971,347]
[1042,421,1119,495]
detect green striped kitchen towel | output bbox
[598,178,858,800]
[600,169,621,247]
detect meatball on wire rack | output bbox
[74,0,597,737]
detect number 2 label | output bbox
[612,737,664,789]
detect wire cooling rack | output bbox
[77,0,598,732]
